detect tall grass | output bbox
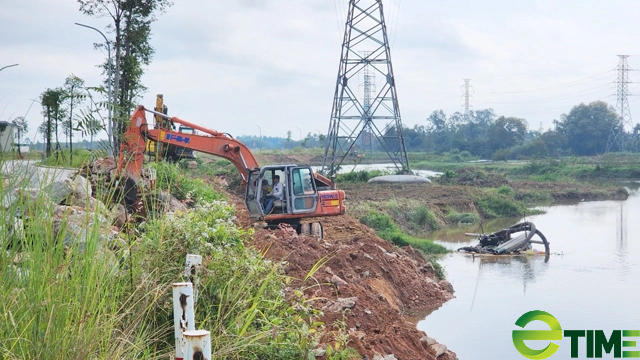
[0,167,158,358]
[0,160,344,359]
[359,210,448,255]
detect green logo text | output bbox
[513,310,640,359]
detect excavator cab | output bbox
[245,165,319,224]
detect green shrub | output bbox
[360,211,448,255]
[476,193,527,218]
[137,202,318,359]
[153,161,224,204]
[445,210,479,225]
[408,205,440,230]
[496,185,515,196]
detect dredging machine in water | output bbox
[457,222,550,255]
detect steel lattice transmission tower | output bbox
[607,55,634,152]
[462,79,473,120]
[322,0,409,177]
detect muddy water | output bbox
[419,184,640,359]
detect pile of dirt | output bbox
[250,219,456,360]
[210,178,459,360]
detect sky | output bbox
[2,0,640,143]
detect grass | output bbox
[41,148,94,168]
[475,191,535,219]
[0,160,354,359]
[359,210,448,255]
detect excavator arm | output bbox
[118,106,260,182]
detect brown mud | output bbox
[219,183,458,360]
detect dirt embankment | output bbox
[223,188,458,360]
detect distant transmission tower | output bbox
[322,0,409,177]
[607,55,634,152]
[462,79,473,120]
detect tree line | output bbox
[401,101,637,159]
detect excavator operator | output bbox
[264,175,283,213]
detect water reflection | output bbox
[420,184,640,360]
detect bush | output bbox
[476,193,527,218]
[360,211,448,255]
[496,185,515,196]
[153,161,224,204]
[445,210,479,225]
[408,205,440,231]
[136,201,322,359]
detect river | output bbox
[419,183,640,359]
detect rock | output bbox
[421,262,435,273]
[323,297,357,312]
[331,274,348,287]
[187,161,198,169]
[421,336,437,346]
[372,354,397,360]
[324,266,334,275]
[349,330,366,341]
[47,180,74,204]
[439,280,454,293]
[112,204,127,228]
[312,347,326,357]
[69,175,92,199]
[431,343,448,357]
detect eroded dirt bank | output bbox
[227,193,458,359]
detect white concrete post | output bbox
[184,254,202,303]
[183,330,211,360]
[173,282,195,360]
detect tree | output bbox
[63,75,86,163]
[76,86,108,149]
[554,101,619,156]
[10,117,28,155]
[540,130,568,157]
[286,130,292,149]
[486,116,528,155]
[426,110,450,153]
[78,0,172,156]
[40,88,67,158]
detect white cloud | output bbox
[1,0,640,142]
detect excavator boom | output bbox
[119,106,259,183]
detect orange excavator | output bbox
[117,97,345,237]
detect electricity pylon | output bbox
[606,55,634,152]
[322,0,409,177]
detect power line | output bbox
[485,70,613,94]
[478,82,613,105]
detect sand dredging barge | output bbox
[457,222,550,256]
